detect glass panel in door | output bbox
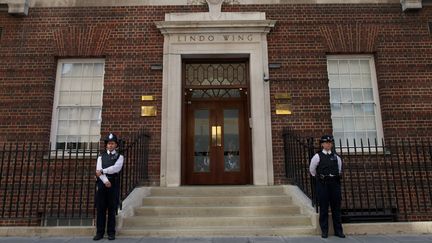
[223,109,240,172]
[193,109,210,172]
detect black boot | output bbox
[93,235,103,241]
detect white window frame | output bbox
[50,58,105,151]
[327,55,384,151]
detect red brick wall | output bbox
[0,4,431,188]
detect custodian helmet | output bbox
[320,135,334,144]
[104,133,118,145]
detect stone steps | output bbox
[123,215,312,227]
[119,226,317,237]
[142,195,292,206]
[134,205,301,217]
[149,186,285,196]
[119,186,317,237]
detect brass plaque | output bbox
[141,95,155,101]
[274,93,291,100]
[276,104,292,115]
[141,106,157,116]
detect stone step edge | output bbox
[118,226,318,236]
[120,225,316,230]
[149,186,286,189]
[124,215,310,220]
[149,189,285,194]
[143,195,292,199]
[136,205,299,209]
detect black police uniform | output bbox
[310,135,345,238]
[94,133,123,241]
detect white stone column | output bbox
[160,36,182,187]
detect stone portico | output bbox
[156,0,276,187]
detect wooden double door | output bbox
[184,98,251,185]
[182,59,252,185]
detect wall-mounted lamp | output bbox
[1,0,29,16]
[150,64,163,71]
[269,63,282,69]
[263,73,270,82]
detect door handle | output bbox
[216,126,222,147]
[211,125,222,147]
[212,126,217,146]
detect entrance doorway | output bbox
[182,59,252,185]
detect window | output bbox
[327,55,383,147]
[50,59,105,150]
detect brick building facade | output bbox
[0,0,431,215]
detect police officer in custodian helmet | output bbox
[94,133,124,241]
[309,135,346,238]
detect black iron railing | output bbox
[283,128,432,223]
[0,130,150,226]
[283,130,317,211]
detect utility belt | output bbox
[318,174,340,180]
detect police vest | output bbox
[316,152,339,176]
[101,152,120,175]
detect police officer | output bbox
[94,133,124,241]
[309,135,345,238]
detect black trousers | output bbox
[95,178,119,236]
[316,177,344,235]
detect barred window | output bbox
[50,59,105,150]
[327,56,384,147]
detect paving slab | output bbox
[350,235,395,243]
[60,237,102,243]
[175,237,212,243]
[249,236,286,243]
[386,234,432,242]
[0,235,431,243]
[283,236,325,243]
[0,237,38,243]
[34,237,72,243]
[321,236,360,243]
[212,237,250,243]
[139,237,177,243]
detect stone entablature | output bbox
[28,0,402,8]
[20,0,423,15]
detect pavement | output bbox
[0,235,431,243]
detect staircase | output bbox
[118,186,317,237]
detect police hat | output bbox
[320,135,334,144]
[104,133,118,145]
